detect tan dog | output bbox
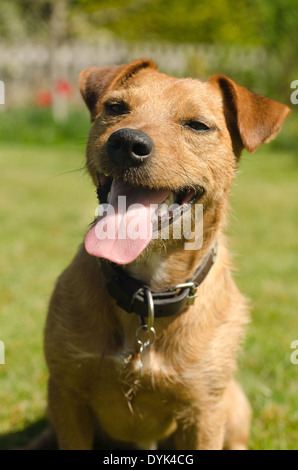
[44,59,290,450]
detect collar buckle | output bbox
[171,282,199,306]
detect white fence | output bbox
[0,39,268,107]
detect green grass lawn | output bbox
[0,137,298,449]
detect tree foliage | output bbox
[0,0,296,99]
[1,0,297,49]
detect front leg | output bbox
[174,402,226,450]
[48,378,95,450]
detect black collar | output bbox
[99,244,217,321]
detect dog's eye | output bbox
[184,120,211,132]
[104,101,128,116]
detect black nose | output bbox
[107,128,153,168]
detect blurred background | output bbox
[0,0,297,139]
[0,0,297,450]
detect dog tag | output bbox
[136,325,156,376]
[139,342,151,376]
[136,288,156,376]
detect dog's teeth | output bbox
[163,192,175,207]
[94,204,101,217]
[157,204,169,218]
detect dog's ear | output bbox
[79,59,157,122]
[209,75,291,155]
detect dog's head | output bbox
[79,59,290,265]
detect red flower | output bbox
[55,79,73,97]
[36,90,52,107]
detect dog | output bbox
[43,59,290,450]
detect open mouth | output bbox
[85,173,204,265]
[97,174,204,230]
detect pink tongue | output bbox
[85,179,169,264]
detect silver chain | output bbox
[135,288,156,376]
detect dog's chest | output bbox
[90,348,180,443]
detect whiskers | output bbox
[52,165,87,179]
